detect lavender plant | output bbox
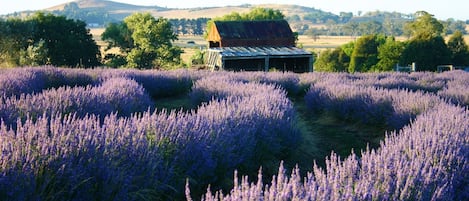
[1,68,301,200]
[190,95,469,201]
[2,67,468,200]
[0,77,153,126]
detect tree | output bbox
[382,18,404,36]
[404,11,444,39]
[31,12,101,67]
[0,13,100,67]
[374,37,405,71]
[399,34,451,71]
[443,19,467,35]
[349,34,381,72]
[102,13,182,69]
[447,31,469,66]
[0,18,35,66]
[101,22,133,52]
[243,7,285,20]
[400,11,451,71]
[358,21,382,35]
[19,39,48,66]
[314,47,349,72]
[343,21,359,38]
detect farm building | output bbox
[205,20,313,72]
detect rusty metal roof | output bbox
[213,20,294,40]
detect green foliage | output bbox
[341,42,355,57]
[374,37,405,71]
[399,35,451,71]
[103,54,126,68]
[442,19,468,35]
[399,11,453,71]
[156,45,183,68]
[0,18,36,66]
[191,49,206,65]
[101,22,133,52]
[447,31,469,66]
[19,39,49,66]
[31,12,101,67]
[349,35,381,72]
[102,13,181,69]
[404,11,444,39]
[314,47,349,72]
[243,7,285,20]
[126,48,157,69]
[358,21,383,35]
[0,12,101,67]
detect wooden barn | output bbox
[205,20,313,72]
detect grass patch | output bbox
[152,94,195,112]
[285,96,388,174]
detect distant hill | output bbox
[2,0,466,36]
[46,0,168,12]
[2,0,338,29]
[42,0,333,20]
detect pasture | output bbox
[0,67,468,200]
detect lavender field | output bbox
[0,67,468,200]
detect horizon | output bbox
[1,0,468,21]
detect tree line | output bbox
[314,11,469,72]
[0,12,183,69]
[1,9,468,71]
[300,11,467,37]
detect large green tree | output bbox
[400,11,451,71]
[404,11,444,39]
[374,37,405,71]
[400,35,451,71]
[314,47,349,72]
[348,34,382,72]
[447,31,469,66]
[32,12,101,67]
[102,13,181,69]
[0,13,100,67]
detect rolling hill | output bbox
[41,0,336,25]
[46,0,168,12]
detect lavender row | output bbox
[299,71,468,99]
[0,67,193,99]
[0,77,153,126]
[93,68,194,98]
[0,76,300,200]
[191,95,469,201]
[437,74,469,106]
[2,67,466,106]
[305,79,444,128]
[0,113,171,200]
[189,71,302,96]
[189,75,301,171]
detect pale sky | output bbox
[0,0,467,20]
